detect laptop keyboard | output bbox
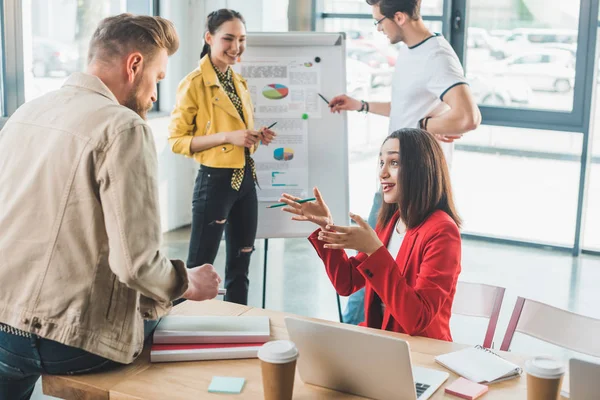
[415,382,431,398]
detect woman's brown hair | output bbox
[377,128,461,230]
[201,9,246,59]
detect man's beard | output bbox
[386,25,404,45]
[123,75,152,120]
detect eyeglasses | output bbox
[373,16,386,26]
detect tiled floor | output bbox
[32,227,600,399]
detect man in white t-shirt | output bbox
[330,0,481,325]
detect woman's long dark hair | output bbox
[377,128,461,230]
[200,9,246,59]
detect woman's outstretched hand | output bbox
[279,187,333,229]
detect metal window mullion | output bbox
[2,0,25,115]
[573,0,599,255]
[449,0,467,64]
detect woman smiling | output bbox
[279,128,462,341]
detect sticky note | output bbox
[302,113,309,120]
[444,377,488,399]
[208,376,246,394]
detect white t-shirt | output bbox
[388,34,467,167]
[381,220,406,313]
[386,223,405,259]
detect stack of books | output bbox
[150,315,270,363]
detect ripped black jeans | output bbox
[187,164,258,305]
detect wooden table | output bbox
[42,300,568,399]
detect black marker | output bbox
[318,93,332,107]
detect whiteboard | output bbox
[241,32,349,239]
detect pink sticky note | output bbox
[445,377,489,400]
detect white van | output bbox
[491,28,578,59]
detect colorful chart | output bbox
[262,84,289,100]
[274,147,294,161]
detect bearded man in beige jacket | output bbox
[0,14,220,399]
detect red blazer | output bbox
[309,210,461,341]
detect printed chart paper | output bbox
[236,57,322,119]
[253,118,309,202]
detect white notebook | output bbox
[435,345,523,384]
[153,316,270,344]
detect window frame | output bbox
[1,0,25,129]
[0,0,162,127]
[452,0,596,133]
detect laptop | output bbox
[569,358,600,400]
[285,316,449,400]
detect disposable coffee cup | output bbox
[257,340,299,400]
[525,356,565,400]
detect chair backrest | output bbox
[451,281,506,349]
[500,297,600,357]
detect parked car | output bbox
[487,49,575,93]
[346,44,395,88]
[467,73,532,106]
[467,27,493,49]
[490,28,577,59]
[348,40,398,66]
[32,37,78,77]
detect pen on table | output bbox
[267,197,317,209]
[318,93,332,107]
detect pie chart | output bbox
[274,147,294,161]
[262,84,289,100]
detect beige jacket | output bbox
[0,73,188,364]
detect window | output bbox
[456,0,599,251]
[465,0,581,114]
[21,0,155,102]
[453,125,582,246]
[582,23,600,252]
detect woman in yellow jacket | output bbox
[169,9,275,305]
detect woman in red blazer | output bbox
[279,128,461,341]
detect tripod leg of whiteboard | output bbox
[337,293,343,322]
[262,238,268,309]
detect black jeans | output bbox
[0,320,159,400]
[187,164,258,305]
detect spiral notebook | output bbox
[435,345,523,384]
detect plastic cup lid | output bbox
[525,356,566,379]
[257,340,299,364]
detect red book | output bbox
[150,342,266,363]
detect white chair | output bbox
[451,281,506,349]
[500,297,600,357]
